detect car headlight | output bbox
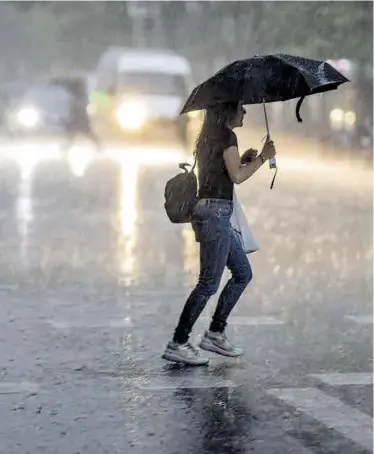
[329,108,344,126]
[344,111,356,127]
[330,109,357,130]
[16,106,41,129]
[116,101,146,131]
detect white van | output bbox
[91,47,196,144]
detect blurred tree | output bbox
[1,1,372,83]
[250,1,372,63]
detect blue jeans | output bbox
[173,198,253,344]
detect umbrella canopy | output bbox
[180,54,349,122]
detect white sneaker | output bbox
[199,330,244,357]
[162,341,209,366]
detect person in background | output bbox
[57,76,101,153]
[162,101,276,366]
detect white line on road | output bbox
[0,382,39,395]
[139,379,238,391]
[310,372,373,386]
[252,422,316,454]
[200,315,284,326]
[47,318,132,329]
[344,315,373,325]
[267,387,373,451]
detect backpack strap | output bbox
[191,152,198,172]
[179,152,198,173]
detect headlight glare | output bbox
[329,108,344,125]
[187,110,200,119]
[344,111,356,126]
[116,101,146,130]
[16,106,40,129]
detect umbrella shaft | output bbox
[263,100,270,138]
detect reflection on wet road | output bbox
[0,138,193,287]
[0,132,372,454]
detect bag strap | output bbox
[179,152,198,173]
[270,166,278,190]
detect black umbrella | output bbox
[180,54,349,126]
[181,54,349,189]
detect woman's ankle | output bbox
[172,333,188,345]
[209,320,225,333]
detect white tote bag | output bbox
[230,190,259,254]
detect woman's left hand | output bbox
[241,148,258,164]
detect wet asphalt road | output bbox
[0,129,372,454]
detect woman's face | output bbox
[232,103,246,128]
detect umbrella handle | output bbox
[262,100,276,170]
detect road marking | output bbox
[139,379,238,391]
[345,315,373,325]
[0,382,39,394]
[47,318,132,329]
[200,315,284,326]
[252,422,315,454]
[267,387,373,451]
[310,372,373,386]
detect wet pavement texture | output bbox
[0,130,372,454]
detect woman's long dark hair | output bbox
[194,102,239,159]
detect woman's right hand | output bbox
[261,140,276,161]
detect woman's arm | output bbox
[224,146,264,184]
